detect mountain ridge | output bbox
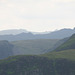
[0,28,75,41]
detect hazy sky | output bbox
[0,0,75,32]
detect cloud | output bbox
[0,0,75,32]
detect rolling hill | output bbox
[12,39,59,55]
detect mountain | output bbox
[0,28,75,41]
[0,40,14,59]
[45,28,75,39]
[0,29,28,35]
[12,39,59,55]
[54,34,75,51]
[0,34,75,75]
[0,32,34,41]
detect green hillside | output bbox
[54,34,75,51]
[42,34,75,60]
[0,51,75,75]
[12,39,59,55]
[42,49,75,60]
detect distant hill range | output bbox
[0,28,75,41]
[0,29,28,35]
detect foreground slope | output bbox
[0,54,75,75]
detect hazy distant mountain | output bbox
[0,29,50,35]
[0,28,75,41]
[0,29,28,35]
[46,28,75,39]
[33,31,51,34]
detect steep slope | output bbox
[12,39,59,55]
[0,40,14,59]
[54,34,75,51]
[47,37,69,52]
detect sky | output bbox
[0,0,75,32]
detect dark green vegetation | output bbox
[12,39,59,55]
[0,33,75,75]
[0,53,75,75]
[55,34,75,51]
[0,40,13,59]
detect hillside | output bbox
[47,37,69,52]
[0,40,13,59]
[0,50,75,75]
[42,49,75,60]
[12,39,59,55]
[54,34,75,51]
[0,34,75,75]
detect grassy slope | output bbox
[11,39,59,55]
[42,34,75,60]
[54,34,75,51]
[41,49,75,60]
[0,50,75,75]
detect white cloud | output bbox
[0,0,75,32]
